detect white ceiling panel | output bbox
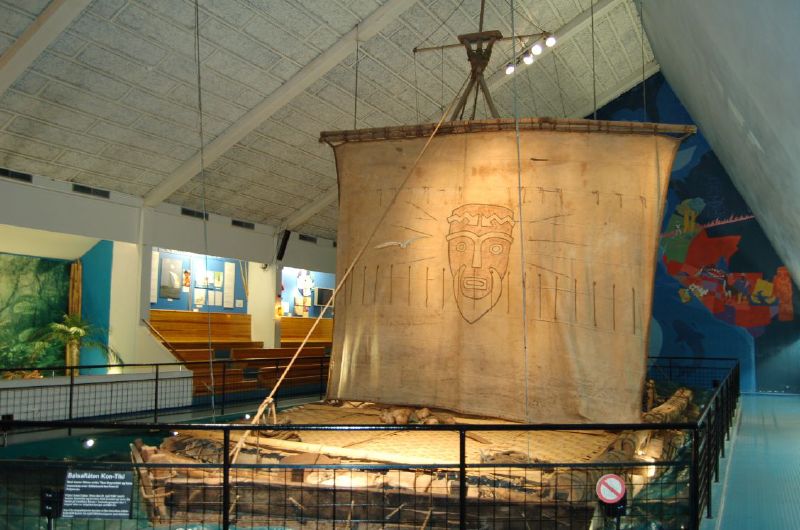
[0,0,656,241]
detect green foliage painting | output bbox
[0,253,70,368]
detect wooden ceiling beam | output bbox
[144,0,417,207]
[0,0,92,96]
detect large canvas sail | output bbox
[322,118,689,423]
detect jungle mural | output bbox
[595,72,800,393]
[0,252,70,369]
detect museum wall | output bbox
[79,240,112,374]
[595,73,800,393]
[247,262,277,348]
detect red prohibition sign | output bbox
[596,474,626,504]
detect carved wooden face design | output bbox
[447,204,515,323]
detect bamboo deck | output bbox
[132,394,694,529]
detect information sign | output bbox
[62,470,133,519]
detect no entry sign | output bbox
[596,474,626,504]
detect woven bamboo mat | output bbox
[278,403,615,464]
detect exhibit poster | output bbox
[223,262,235,308]
[0,252,70,368]
[193,288,206,307]
[159,257,182,299]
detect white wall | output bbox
[645,0,800,282]
[109,241,175,367]
[247,262,278,348]
[0,177,339,363]
[282,232,337,273]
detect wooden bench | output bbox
[230,347,327,360]
[279,317,333,349]
[169,341,263,350]
[186,348,330,395]
[149,309,252,343]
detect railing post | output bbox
[690,427,699,530]
[221,362,227,415]
[153,365,160,423]
[67,370,75,436]
[706,419,713,518]
[459,428,466,530]
[319,357,324,399]
[223,428,231,530]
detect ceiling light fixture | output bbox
[545,35,557,47]
[531,43,543,56]
[522,52,534,65]
[505,63,516,75]
[81,438,96,449]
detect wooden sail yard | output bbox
[132,388,696,528]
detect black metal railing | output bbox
[0,357,740,529]
[0,356,330,426]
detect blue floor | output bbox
[710,394,800,530]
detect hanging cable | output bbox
[193,0,215,420]
[413,53,421,123]
[524,70,540,117]
[552,52,567,118]
[639,0,647,121]
[353,24,359,130]
[231,75,472,462]
[415,0,466,50]
[440,47,445,112]
[591,0,597,120]
[510,0,532,456]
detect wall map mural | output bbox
[595,72,800,393]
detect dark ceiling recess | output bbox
[232,219,255,230]
[180,207,209,220]
[72,183,110,199]
[298,233,317,244]
[0,167,32,183]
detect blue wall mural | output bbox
[595,72,800,393]
[80,240,112,375]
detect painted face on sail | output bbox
[447,204,515,323]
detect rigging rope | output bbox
[193,0,215,420]
[353,24,359,130]
[591,0,597,120]
[510,0,533,457]
[639,0,647,121]
[230,73,472,463]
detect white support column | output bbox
[144,0,417,207]
[0,0,92,96]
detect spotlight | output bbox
[81,438,96,449]
[505,63,515,75]
[545,35,557,47]
[522,52,534,65]
[244,414,251,420]
[171,431,179,436]
[531,43,543,56]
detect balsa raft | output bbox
[133,111,695,527]
[131,386,696,528]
